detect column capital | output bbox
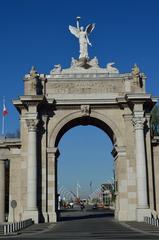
[26,119,38,131]
[132,117,145,130]
[133,111,144,118]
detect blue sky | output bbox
[0,0,159,198]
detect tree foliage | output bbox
[151,105,159,136]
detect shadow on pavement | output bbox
[59,209,114,222]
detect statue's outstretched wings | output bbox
[85,23,95,34]
[69,25,80,38]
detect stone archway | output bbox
[0,60,157,224]
[49,111,123,147]
[47,111,125,222]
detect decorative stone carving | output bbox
[131,64,144,88]
[81,105,90,116]
[26,66,43,95]
[29,66,38,91]
[131,63,140,77]
[132,117,145,130]
[106,62,119,74]
[89,57,99,68]
[26,119,38,131]
[60,57,120,74]
[30,66,38,79]
[50,64,62,74]
[71,57,88,68]
[70,56,99,70]
[71,57,78,68]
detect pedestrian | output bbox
[80,202,85,211]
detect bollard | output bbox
[12,222,15,232]
[0,219,34,235]
[18,221,20,230]
[3,225,7,235]
[19,221,22,229]
[150,217,153,225]
[10,223,12,232]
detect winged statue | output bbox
[69,17,95,59]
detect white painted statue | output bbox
[69,17,95,59]
[50,64,62,74]
[106,62,119,74]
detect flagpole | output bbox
[90,181,92,194]
[2,97,5,136]
[76,182,79,198]
[2,115,4,136]
[2,97,7,137]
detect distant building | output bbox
[101,183,113,206]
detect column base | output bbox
[41,212,49,223]
[23,210,39,223]
[47,212,57,222]
[0,212,5,223]
[136,207,151,222]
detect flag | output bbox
[2,98,8,136]
[3,102,8,116]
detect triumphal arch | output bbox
[0,18,159,224]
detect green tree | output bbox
[151,105,159,136]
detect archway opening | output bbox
[55,117,116,221]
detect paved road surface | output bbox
[2,208,159,240]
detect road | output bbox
[2,208,159,240]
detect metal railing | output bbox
[0,218,33,235]
[144,216,159,227]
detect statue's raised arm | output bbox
[69,17,95,59]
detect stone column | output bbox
[47,147,59,222]
[41,115,49,222]
[0,160,5,223]
[133,112,150,221]
[112,146,128,221]
[145,114,155,210]
[24,119,39,223]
